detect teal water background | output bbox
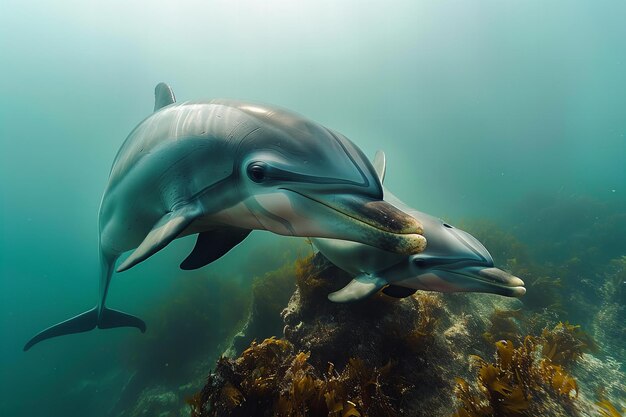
[1,1,624,416]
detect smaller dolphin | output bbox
[312,152,526,303]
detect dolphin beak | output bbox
[475,267,526,297]
[430,265,526,298]
[284,189,427,255]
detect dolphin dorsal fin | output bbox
[373,151,386,183]
[154,82,176,112]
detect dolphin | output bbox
[24,84,427,351]
[311,151,526,303]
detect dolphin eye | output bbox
[413,258,428,268]
[247,163,268,183]
[443,223,453,229]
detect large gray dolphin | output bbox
[24,85,426,351]
[312,151,526,303]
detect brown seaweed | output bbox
[454,336,580,417]
[190,337,404,417]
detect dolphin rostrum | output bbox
[24,85,427,351]
[312,151,526,303]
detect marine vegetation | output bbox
[453,336,580,417]
[482,309,523,345]
[188,337,404,417]
[128,201,626,417]
[286,254,446,369]
[292,253,397,323]
[400,293,444,354]
[453,315,610,417]
[177,243,626,417]
[540,322,597,367]
[596,399,625,417]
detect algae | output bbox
[454,337,580,417]
[190,337,402,417]
[149,204,626,417]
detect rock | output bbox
[190,252,625,416]
[228,261,297,356]
[196,254,532,416]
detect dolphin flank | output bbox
[24,84,427,351]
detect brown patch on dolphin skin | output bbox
[345,199,424,235]
[283,189,424,237]
[392,234,427,255]
[358,223,427,255]
[328,199,427,255]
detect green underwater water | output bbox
[0,1,625,416]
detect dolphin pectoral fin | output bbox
[373,151,386,183]
[154,82,176,112]
[24,307,98,351]
[327,274,388,303]
[180,228,252,270]
[382,285,417,299]
[117,204,202,273]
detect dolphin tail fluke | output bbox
[98,307,146,332]
[23,307,99,351]
[23,306,146,351]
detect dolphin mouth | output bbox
[281,188,426,255]
[475,267,526,297]
[439,265,526,297]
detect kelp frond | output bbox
[454,334,581,417]
[597,399,625,417]
[192,337,403,417]
[540,322,597,367]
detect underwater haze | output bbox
[1,1,625,417]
